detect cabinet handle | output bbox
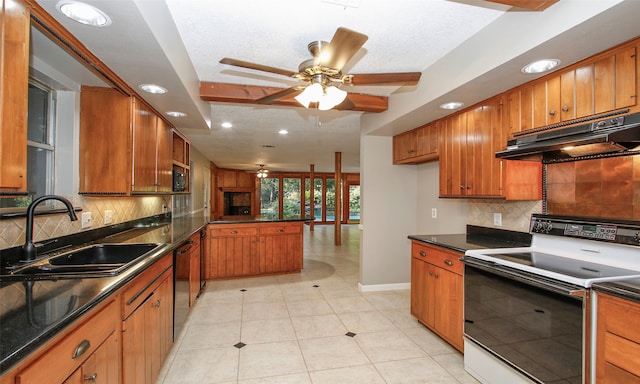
[152,298,161,308]
[434,273,439,278]
[444,259,453,266]
[72,340,91,359]
[84,373,98,382]
[429,271,433,276]
[549,109,556,116]
[407,149,415,154]
[278,228,285,233]
[419,250,426,257]
[230,230,238,234]
[562,105,569,112]
[460,185,465,190]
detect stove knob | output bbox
[543,222,553,233]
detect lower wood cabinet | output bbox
[410,241,463,352]
[8,297,121,384]
[205,222,303,279]
[596,292,640,384]
[121,252,173,384]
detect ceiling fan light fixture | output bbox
[256,164,269,178]
[295,83,323,108]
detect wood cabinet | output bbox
[177,231,202,306]
[596,292,640,384]
[439,96,542,200]
[205,222,304,279]
[0,0,29,193]
[79,87,179,195]
[218,168,253,189]
[410,241,463,352]
[172,130,191,193]
[8,298,121,384]
[392,123,439,164]
[121,252,173,384]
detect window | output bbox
[282,178,301,218]
[0,80,55,210]
[260,177,279,219]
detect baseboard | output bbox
[358,282,410,292]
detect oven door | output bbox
[463,257,586,384]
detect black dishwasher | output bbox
[173,240,192,340]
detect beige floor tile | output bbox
[189,302,243,325]
[241,317,296,344]
[238,341,307,380]
[375,357,460,384]
[325,295,376,313]
[241,287,284,303]
[355,330,427,363]
[180,321,241,350]
[291,314,347,339]
[363,291,410,310]
[285,298,333,317]
[379,309,423,329]
[281,286,325,302]
[337,310,396,334]
[298,336,370,371]
[162,346,239,384]
[402,326,459,355]
[242,299,289,321]
[308,364,386,384]
[238,373,311,384]
[432,353,480,383]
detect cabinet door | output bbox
[595,55,616,114]
[392,130,417,163]
[0,0,29,191]
[451,113,467,196]
[575,64,594,118]
[433,267,464,352]
[156,118,173,192]
[207,235,258,278]
[258,226,302,273]
[79,87,132,194]
[410,256,428,322]
[546,76,561,125]
[520,85,534,132]
[67,331,120,384]
[132,98,158,193]
[438,117,454,196]
[560,70,576,121]
[122,293,151,384]
[532,81,549,128]
[615,46,637,109]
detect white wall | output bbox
[416,162,467,234]
[359,135,417,290]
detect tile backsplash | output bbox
[467,199,542,233]
[0,195,169,249]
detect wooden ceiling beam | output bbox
[199,82,388,113]
[485,0,558,11]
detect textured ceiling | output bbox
[32,0,640,173]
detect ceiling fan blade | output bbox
[255,87,301,104]
[320,27,368,71]
[347,72,422,86]
[220,58,298,78]
[333,95,356,110]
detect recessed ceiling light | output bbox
[278,129,288,135]
[221,122,233,129]
[521,59,560,74]
[440,101,464,110]
[167,111,187,118]
[139,84,167,94]
[57,1,111,27]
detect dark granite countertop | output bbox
[593,278,640,303]
[0,214,208,374]
[408,225,532,253]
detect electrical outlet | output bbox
[81,212,92,229]
[104,210,113,225]
[493,213,503,227]
[431,208,437,218]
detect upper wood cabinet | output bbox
[0,0,29,193]
[218,168,253,189]
[439,96,542,200]
[392,123,439,164]
[510,45,637,134]
[79,87,179,195]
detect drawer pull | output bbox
[429,271,433,276]
[72,340,91,359]
[419,251,426,257]
[444,259,454,266]
[152,298,161,308]
[278,228,285,232]
[230,230,238,234]
[85,373,98,382]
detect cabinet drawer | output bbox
[411,242,463,275]
[209,226,257,237]
[122,252,172,319]
[16,298,119,384]
[259,224,301,235]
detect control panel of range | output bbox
[530,214,640,246]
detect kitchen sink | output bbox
[5,243,163,279]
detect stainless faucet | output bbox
[22,195,78,262]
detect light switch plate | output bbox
[431,208,437,218]
[493,213,502,227]
[81,212,92,229]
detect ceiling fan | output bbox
[219,27,422,111]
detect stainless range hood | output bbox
[496,112,640,160]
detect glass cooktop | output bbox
[484,251,640,279]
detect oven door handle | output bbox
[462,257,586,300]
